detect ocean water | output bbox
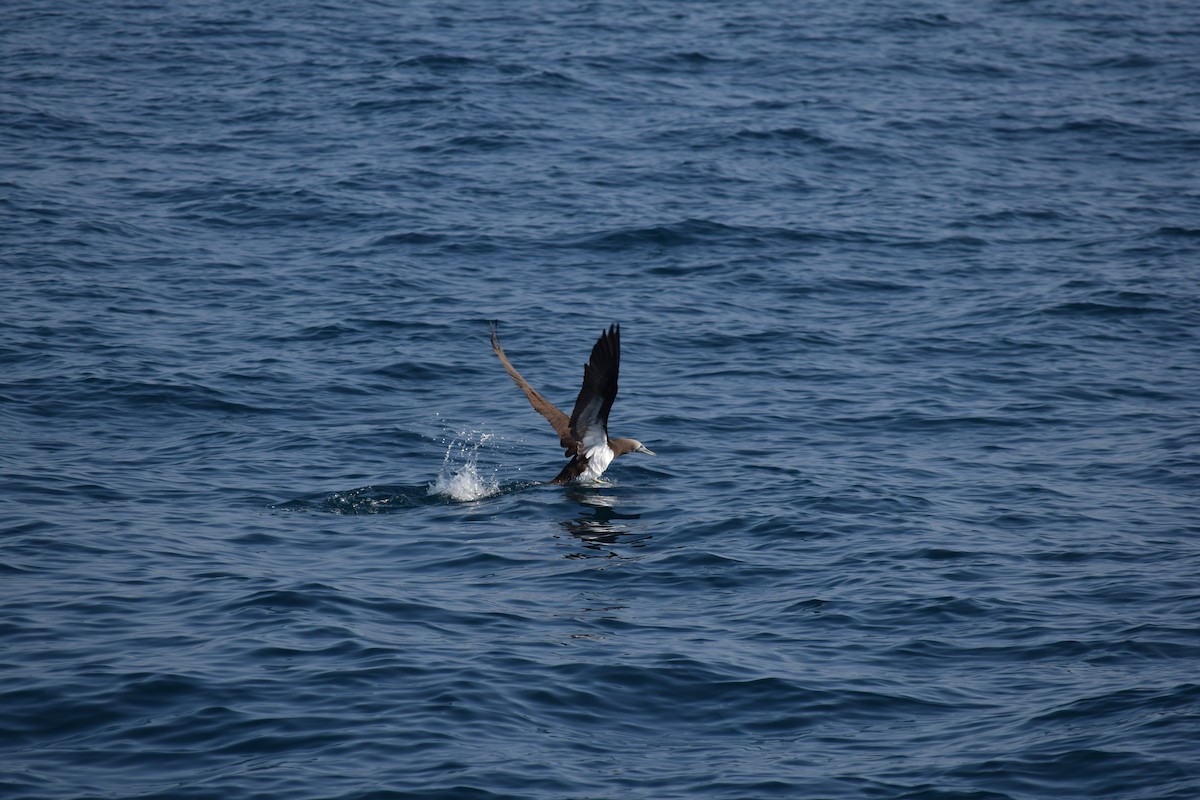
[3,0,1199,798]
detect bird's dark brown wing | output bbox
[568,324,620,452]
[490,326,574,450]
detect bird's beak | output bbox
[636,445,656,456]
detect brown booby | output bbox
[490,323,655,484]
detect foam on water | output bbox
[429,429,502,502]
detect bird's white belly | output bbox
[581,442,614,481]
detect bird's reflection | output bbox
[559,489,652,557]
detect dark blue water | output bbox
[3,1,1199,798]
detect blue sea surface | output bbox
[3,1,1199,798]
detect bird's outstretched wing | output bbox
[490,325,573,450]
[569,323,620,453]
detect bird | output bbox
[490,323,655,484]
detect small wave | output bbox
[272,485,430,514]
[560,219,840,252]
[270,429,508,513]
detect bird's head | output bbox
[611,437,656,458]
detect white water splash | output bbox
[429,429,502,502]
